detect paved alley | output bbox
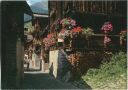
[23,72,77,89]
[22,71,91,89]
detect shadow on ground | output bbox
[22,73,92,89]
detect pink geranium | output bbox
[43,33,56,48]
[104,36,111,45]
[101,22,113,33]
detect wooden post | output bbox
[86,1,88,12]
[102,1,104,13]
[83,1,85,12]
[105,1,108,14]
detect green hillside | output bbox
[82,52,127,89]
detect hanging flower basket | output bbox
[101,22,113,48]
[101,22,113,33]
[43,33,56,49]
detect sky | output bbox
[24,0,48,22]
[27,0,48,6]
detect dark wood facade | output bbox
[1,1,32,89]
[48,1,127,77]
[49,1,127,18]
[49,1,127,32]
[49,1,127,51]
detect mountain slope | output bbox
[30,1,48,14]
[24,1,48,22]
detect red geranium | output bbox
[47,33,54,38]
[71,26,82,33]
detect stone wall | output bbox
[49,50,59,78]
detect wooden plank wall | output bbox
[49,1,127,51]
[62,1,126,16]
[49,1,127,17]
[49,1,127,33]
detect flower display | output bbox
[60,18,76,27]
[43,33,56,49]
[101,22,113,33]
[58,29,70,40]
[65,24,74,30]
[104,35,111,46]
[101,22,113,47]
[71,26,83,35]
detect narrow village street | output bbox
[1,0,127,89]
[22,71,90,89]
[23,72,76,89]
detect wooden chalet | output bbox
[49,1,127,51]
[47,1,127,78]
